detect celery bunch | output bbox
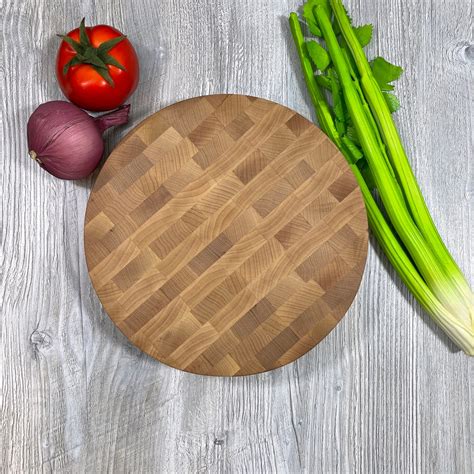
[289,0,473,354]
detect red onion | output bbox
[27,100,130,179]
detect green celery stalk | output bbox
[288,5,474,354]
[289,13,340,144]
[313,4,464,318]
[330,0,473,307]
[362,174,474,353]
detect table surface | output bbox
[1,0,472,472]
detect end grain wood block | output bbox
[84,94,368,376]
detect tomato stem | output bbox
[59,18,127,86]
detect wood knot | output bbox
[30,329,52,359]
[464,44,474,62]
[452,42,474,64]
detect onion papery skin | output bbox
[27,101,129,180]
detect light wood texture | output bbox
[84,94,368,376]
[1,0,472,471]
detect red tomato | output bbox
[56,22,139,111]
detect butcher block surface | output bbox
[84,94,368,376]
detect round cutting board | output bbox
[85,94,368,376]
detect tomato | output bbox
[56,20,139,111]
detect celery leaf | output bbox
[346,125,360,145]
[303,1,330,36]
[329,69,344,121]
[370,57,404,91]
[328,68,347,135]
[303,1,322,37]
[315,74,332,91]
[383,92,400,113]
[342,136,363,163]
[353,24,373,48]
[306,19,322,37]
[306,40,331,71]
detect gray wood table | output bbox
[1,0,472,472]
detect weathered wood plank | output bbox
[1,0,472,473]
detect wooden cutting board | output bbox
[84,94,368,376]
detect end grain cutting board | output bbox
[84,94,368,376]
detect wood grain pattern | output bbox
[84,95,368,376]
[1,0,472,472]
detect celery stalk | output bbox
[330,0,473,307]
[313,4,462,316]
[288,3,474,354]
[289,13,341,144]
